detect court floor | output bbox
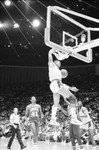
[0,137,99,150]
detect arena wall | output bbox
[0,64,98,87]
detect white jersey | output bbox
[78,107,92,124]
[69,107,77,118]
[78,106,93,129]
[49,63,62,82]
[68,105,82,125]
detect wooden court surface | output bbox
[0,137,99,150]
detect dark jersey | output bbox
[26,104,41,123]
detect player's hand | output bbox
[53,50,69,60]
[49,49,55,54]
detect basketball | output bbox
[61,69,68,78]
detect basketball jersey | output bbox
[49,63,62,82]
[69,104,77,118]
[78,107,92,124]
[27,104,40,122]
[68,105,83,125]
[78,106,92,129]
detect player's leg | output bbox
[69,124,76,150]
[58,84,77,104]
[80,127,88,144]
[58,84,72,99]
[30,122,37,144]
[73,125,83,149]
[88,128,96,149]
[34,122,39,143]
[50,93,60,124]
[80,128,87,137]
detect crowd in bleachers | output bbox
[0,73,99,144]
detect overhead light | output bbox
[8,44,11,47]
[0,22,3,28]
[14,23,20,28]
[32,19,40,27]
[4,0,12,6]
[0,22,9,29]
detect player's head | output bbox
[69,95,77,103]
[31,96,36,103]
[78,101,83,107]
[13,107,18,114]
[54,60,61,68]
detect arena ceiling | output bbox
[0,0,99,67]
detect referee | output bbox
[7,108,26,149]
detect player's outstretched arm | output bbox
[48,49,55,65]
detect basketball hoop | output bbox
[53,50,69,60]
[45,6,99,63]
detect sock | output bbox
[51,106,57,120]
